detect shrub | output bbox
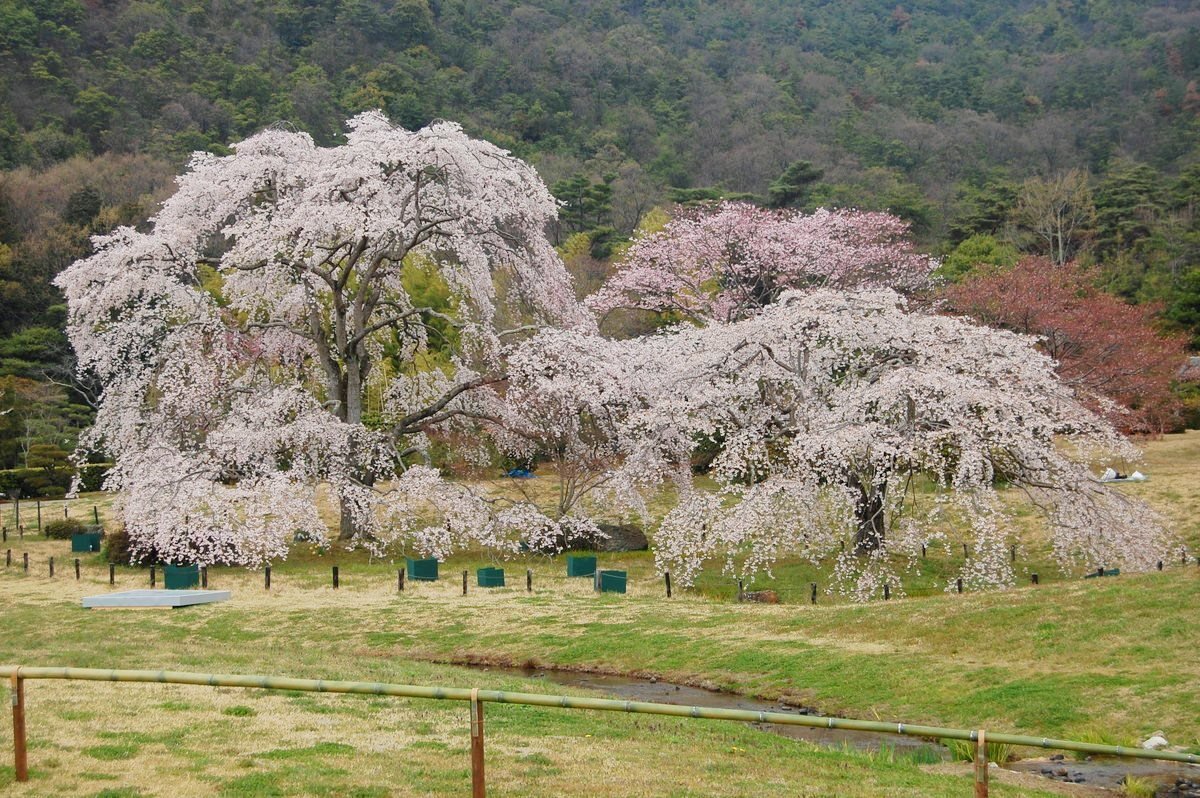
[44,517,85,539]
[102,526,136,565]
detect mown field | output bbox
[0,433,1197,796]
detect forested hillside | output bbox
[3,0,1200,472]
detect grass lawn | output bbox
[0,432,1197,796]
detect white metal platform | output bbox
[81,589,231,609]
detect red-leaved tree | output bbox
[943,258,1190,435]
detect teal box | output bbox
[163,564,200,590]
[598,570,627,593]
[477,567,505,588]
[71,532,102,552]
[406,557,439,581]
[566,555,596,577]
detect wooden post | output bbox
[150,566,156,587]
[93,506,99,525]
[462,570,468,596]
[11,671,27,782]
[974,729,989,797]
[398,569,404,592]
[737,580,744,601]
[22,552,28,573]
[1183,549,1188,566]
[470,688,486,798]
[525,569,532,593]
[664,571,672,598]
[332,566,339,589]
[5,549,9,567]
[109,564,115,586]
[810,582,817,604]
[1010,544,1016,563]
[956,577,963,594]
[962,542,968,558]
[1031,573,1038,585]
[921,543,926,559]
[1096,566,1104,578]
[12,497,17,529]
[1157,560,1163,571]
[49,557,54,578]
[36,499,41,530]
[1,527,5,542]
[840,540,845,553]
[75,558,80,580]
[63,504,68,519]
[883,583,890,600]
[200,566,207,588]
[265,565,271,590]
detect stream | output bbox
[477,665,1199,795]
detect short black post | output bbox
[63,505,68,519]
[810,582,817,604]
[1096,566,1104,578]
[962,542,968,558]
[1157,560,1163,571]
[737,579,744,601]
[5,549,10,567]
[265,565,271,590]
[150,566,155,588]
[1,527,5,542]
[526,568,532,593]
[74,558,80,580]
[462,570,468,596]
[1010,544,1016,563]
[93,506,99,525]
[109,564,115,585]
[23,552,28,573]
[49,557,54,577]
[956,577,963,594]
[664,571,672,598]
[200,566,207,588]
[840,540,845,553]
[1031,573,1039,585]
[332,566,339,589]
[398,569,404,592]
[883,583,890,600]
[18,526,23,540]
[36,499,41,530]
[920,543,926,559]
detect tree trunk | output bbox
[851,475,886,554]
[338,356,369,541]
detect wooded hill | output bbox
[2,0,1200,469]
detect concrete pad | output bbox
[82,589,231,609]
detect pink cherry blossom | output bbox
[587,202,937,323]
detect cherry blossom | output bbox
[586,202,937,323]
[56,112,589,566]
[508,289,1172,599]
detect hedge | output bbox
[0,463,111,498]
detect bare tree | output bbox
[1010,170,1096,265]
